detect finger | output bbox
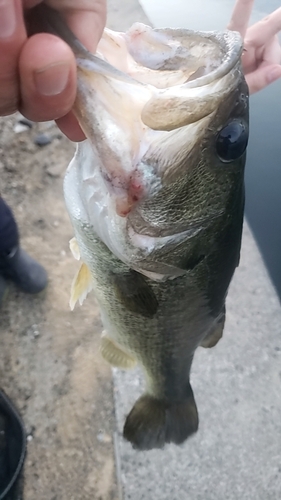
[227,0,254,37]
[45,0,107,52]
[19,33,77,122]
[0,0,26,115]
[246,63,281,94]
[245,7,281,47]
[263,35,281,65]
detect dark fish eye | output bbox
[216,120,249,163]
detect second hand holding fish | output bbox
[228,0,281,93]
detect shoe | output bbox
[0,276,7,307]
[0,246,47,294]
[0,390,26,500]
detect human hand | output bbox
[0,0,106,141]
[228,0,281,94]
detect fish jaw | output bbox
[65,24,246,275]
[73,65,154,218]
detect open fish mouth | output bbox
[41,5,246,273]
[67,23,243,217]
[96,23,242,91]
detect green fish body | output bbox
[42,6,249,450]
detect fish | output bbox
[40,5,249,450]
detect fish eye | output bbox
[216,120,248,163]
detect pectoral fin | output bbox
[200,307,225,348]
[70,262,93,310]
[111,270,158,318]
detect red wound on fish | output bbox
[128,173,144,203]
[115,175,144,217]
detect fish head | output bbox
[65,23,249,277]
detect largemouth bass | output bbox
[41,6,249,450]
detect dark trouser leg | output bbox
[0,203,27,497]
[0,197,47,293]
[0,198,19,254]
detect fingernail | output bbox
[34,62,70,96]
[0,0,16,38]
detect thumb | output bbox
[246,64,281,94]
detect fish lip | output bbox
[75,28,243,90]
[167,29,243,89]
[186,29,243,88]
[37,6,243,91]
[75,25,243,93]
[97,25,243,90]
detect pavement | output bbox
[111,2,281,499]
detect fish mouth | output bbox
[71,24,243,218]
[38,8,244,218]
[76,23,243,120]
[99,24,243,91]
